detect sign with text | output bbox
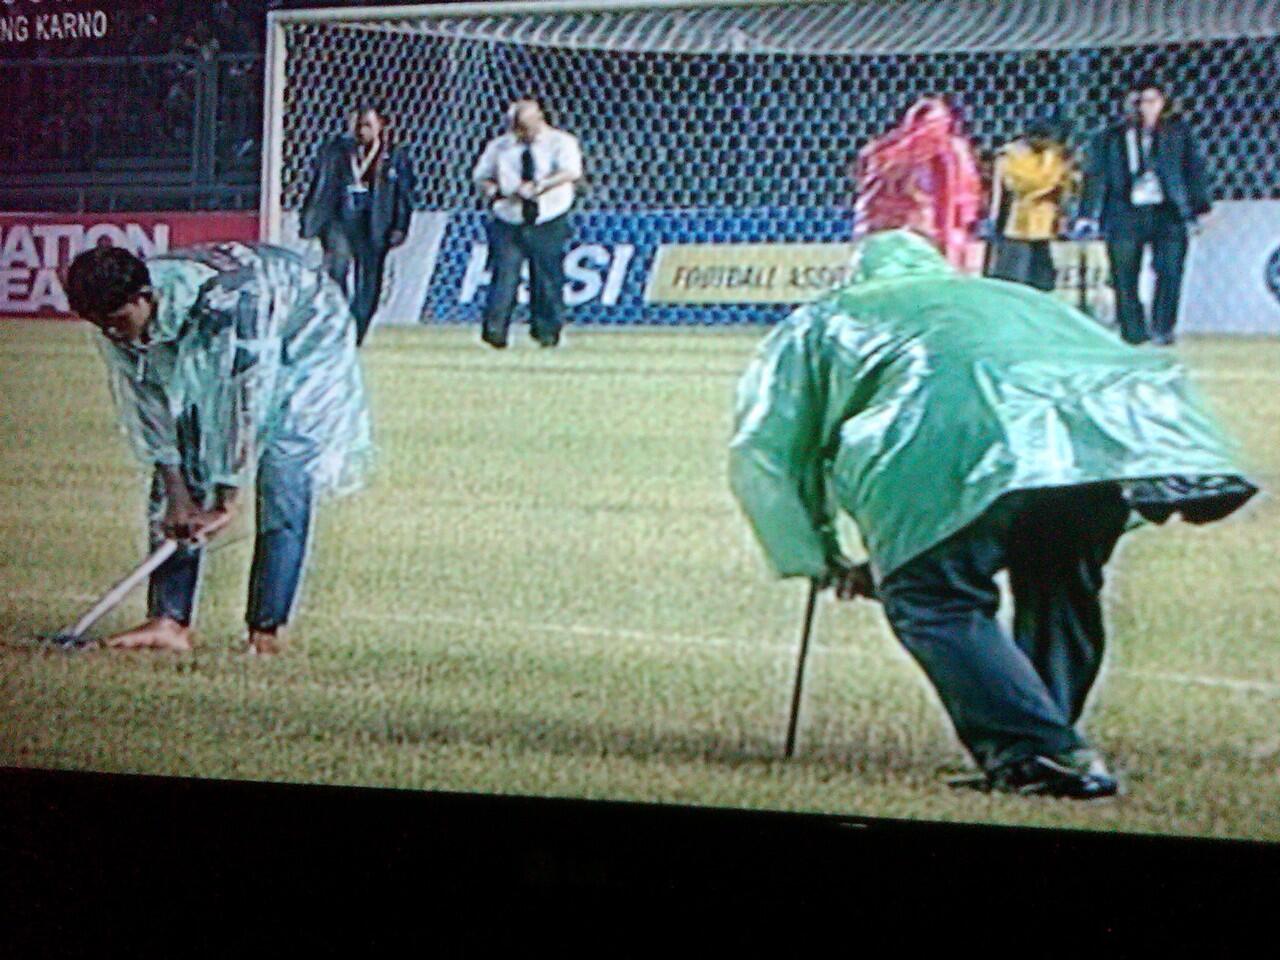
[0,1,112,47]
[646,243,859,304]
[0,212,257,317]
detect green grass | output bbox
[2,321,1278,841]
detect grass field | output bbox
[2,320,1277,841]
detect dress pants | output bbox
[989,238,1057,292]
[876,484,1131,773]
[321,211,386,346]
[481,214,571,346]
[1106,204,1188,344]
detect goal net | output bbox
[261,0,1280,332]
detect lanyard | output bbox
[350,139,382,185]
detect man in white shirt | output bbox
[472,99,583,348]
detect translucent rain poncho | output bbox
[730,230,1256,583]
[96,242,373,496]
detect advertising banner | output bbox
[1179,200,1280,336]
[0,212,258,318]
[646,243,857,304]
[421,207,857,327]
[53,202,1259,334]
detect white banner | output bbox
[1180,200,1280,335]
[279,211,447,328]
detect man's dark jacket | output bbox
[300,136,415,251]
[1080,116,1212,235]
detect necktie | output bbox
[520,145,539,225]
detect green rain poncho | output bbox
[730,230,1252,583]
[96,242,372,495]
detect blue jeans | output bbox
[146,455,314,631]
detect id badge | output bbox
[1130,171,1164,207]
[345,183,371,215]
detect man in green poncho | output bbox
[730,229,1257,799]
[65,242,373,655]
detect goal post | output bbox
[259,0,1280,333]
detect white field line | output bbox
[346,609,1280,698]
[11,588,1280,698]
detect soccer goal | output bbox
[260,0,1280,331]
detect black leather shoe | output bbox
[989,752,1119,800]
[481,332,508,350]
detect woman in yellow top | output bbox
[988,119,1078,291]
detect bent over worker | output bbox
[730,229,1256,799]
[65,241,373,655]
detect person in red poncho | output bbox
[854,97,983,271]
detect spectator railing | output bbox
[0,52,264,212]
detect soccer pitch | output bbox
[2,321,1277,841]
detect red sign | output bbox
[0,212,259,318]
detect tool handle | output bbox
[65,539,181,639]
[784,579,821,760]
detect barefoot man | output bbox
[64,242,372,654]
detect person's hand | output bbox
[516,180,538,200]
[184,505,235,544]
[162,499,235,544]
[480,181,499,200]
[387,229,406,247]
[822,559,878,602]
[1069,217,1099,241]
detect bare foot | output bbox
[104,617,193,652]
[247,628,287,656]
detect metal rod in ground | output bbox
[784,579,820,760]
[55,539,181,644]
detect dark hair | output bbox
[1130,76,1165,95]
[352,100,389,124]
[64,246,151,319]
[1025,106,1062,143]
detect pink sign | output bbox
[0,212,259,318]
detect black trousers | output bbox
[877,484,1131,773]
[482,214,571,346]
[321,214,386,346]
[1106,204,1188,344]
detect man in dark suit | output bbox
[300,102,416,346]
[1078,80,1213,346]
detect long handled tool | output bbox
[783,579,821,760]
[45,539,182,650]
[44,530,248,651]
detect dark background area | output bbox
[1,1,269,211]
[3,765,1278,946]
[0,0,402,211]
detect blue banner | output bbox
[420,207,856,326]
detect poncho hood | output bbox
[848,228,955,285]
